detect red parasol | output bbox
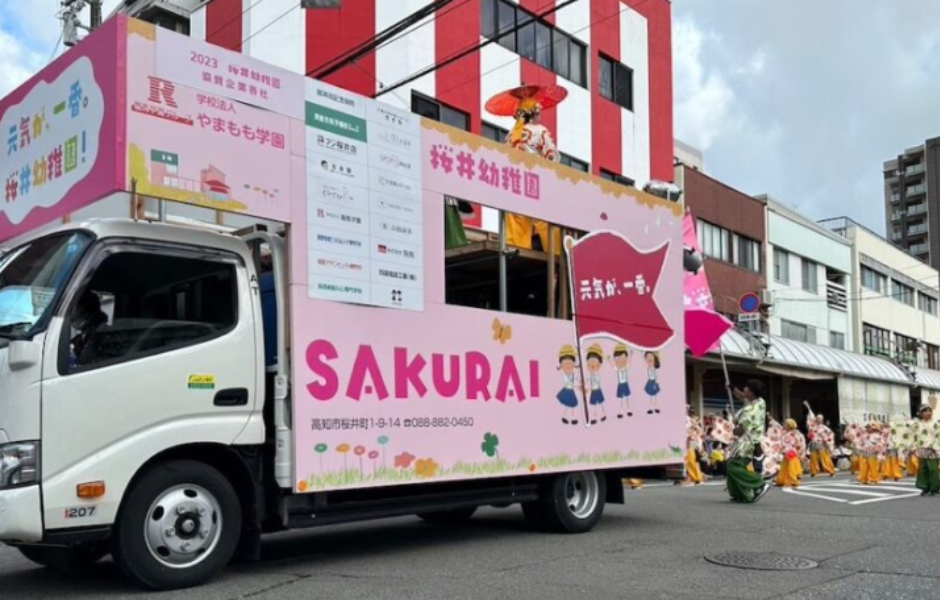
[485,84,568,117]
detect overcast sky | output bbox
[3,1,940,234]
[672,0,940,233]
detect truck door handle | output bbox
[214,388,249,407]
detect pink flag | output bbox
[683,211,733,357]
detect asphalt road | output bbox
[2,473,939,599]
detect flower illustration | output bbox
[336,443,351,472]
[315,443,328,472]
[377,436,390,468]
[354,445,367,475]
[395,452,416,468]
[481,432,500,458]
[298,480,308,492]
[368,450,380,474]
[528,463,537,473]
[415,458,440,478]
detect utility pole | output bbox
[60,0,104,48]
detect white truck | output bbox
[0,16,685,590]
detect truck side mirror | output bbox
[8,339,41,371]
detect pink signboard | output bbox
[290,121,685,493]
[125,20,296,222]
[155,26,304,120]
[0,17,125,244]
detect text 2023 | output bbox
[191,52,219,69]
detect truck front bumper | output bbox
[0,485,43,543]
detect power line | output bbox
[375,0,585,99]
[432,0,655,100]
[205,0,275,43]
[307,0,464,81]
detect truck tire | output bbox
[18,544,108,572]
[532,471,606,534]
[113,460,242,591]
[417,506,477,525]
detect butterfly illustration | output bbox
[492,318,512,345]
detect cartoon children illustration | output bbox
[585,343,608,425]
[612,343,632,418]
[644,351,662,414]
[556,345,581,426]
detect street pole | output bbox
[90,0,103,30]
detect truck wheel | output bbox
[538,471,606,533]
[113,461,242,591]
[18,544,108,572]
[417,506,477,525]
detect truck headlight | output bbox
[0,442,40,488]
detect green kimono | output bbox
[727,398,767,503]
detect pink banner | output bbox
[0,17,125,244]
[125,21,295,222]
[682,210,732,357]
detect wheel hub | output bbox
[145,485,222,569]
[564,472,600,519]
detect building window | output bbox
[829,331,846,350]
[599,55,633,111]
[801,258,818,294]
[697,220,731,263]
[892,280,914,306]
[861,265,887,293]
[734,235,761,272]
[919,292,938,316]
[600,169,635,188]
[412,93,469,131]
[781,319,815,344]
[560,154,589,172]
[481,122,508,143]
[481,0,588,87]
[863,323,891,358]
[773,248,789,284]
[928,343,940,370]
[895,333,918,365]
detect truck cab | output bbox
[0,218,275,584]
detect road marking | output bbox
[781,478,923,505]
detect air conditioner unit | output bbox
[758,290,773,306]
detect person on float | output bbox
[485,85,567,251]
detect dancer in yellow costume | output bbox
[882,420,904,481]
[775,419,806,488]
[804,403,836,478]
[485,85,568,251]
[913,404,940,496]
[685,406,704,485]
[857,422,886,485]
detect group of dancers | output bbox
[684,379,940,502]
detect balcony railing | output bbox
[890,194,901,204]
[906,163,925,176]
[908,203,928,216]
[907,183,927,196]
[827,281,848,311]
[909,223,929,236]
[891,231,903,242]
[911,243,929,255]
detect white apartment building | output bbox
[820,217,940,371]
[761,198,854,351]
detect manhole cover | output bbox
[705,552,818,571]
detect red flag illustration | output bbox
[565,231,674,350]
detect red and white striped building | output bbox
[125,0,672,186]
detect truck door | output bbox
[39,240,260,531]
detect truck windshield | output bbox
[0,232,91,339]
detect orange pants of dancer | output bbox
[908,454,920,477]
[883,455,904,481]
[810,450,836,477]
[859,456,882,484]
[776,456,802,487]
[850,455,860,473]
[686,450,703,484]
